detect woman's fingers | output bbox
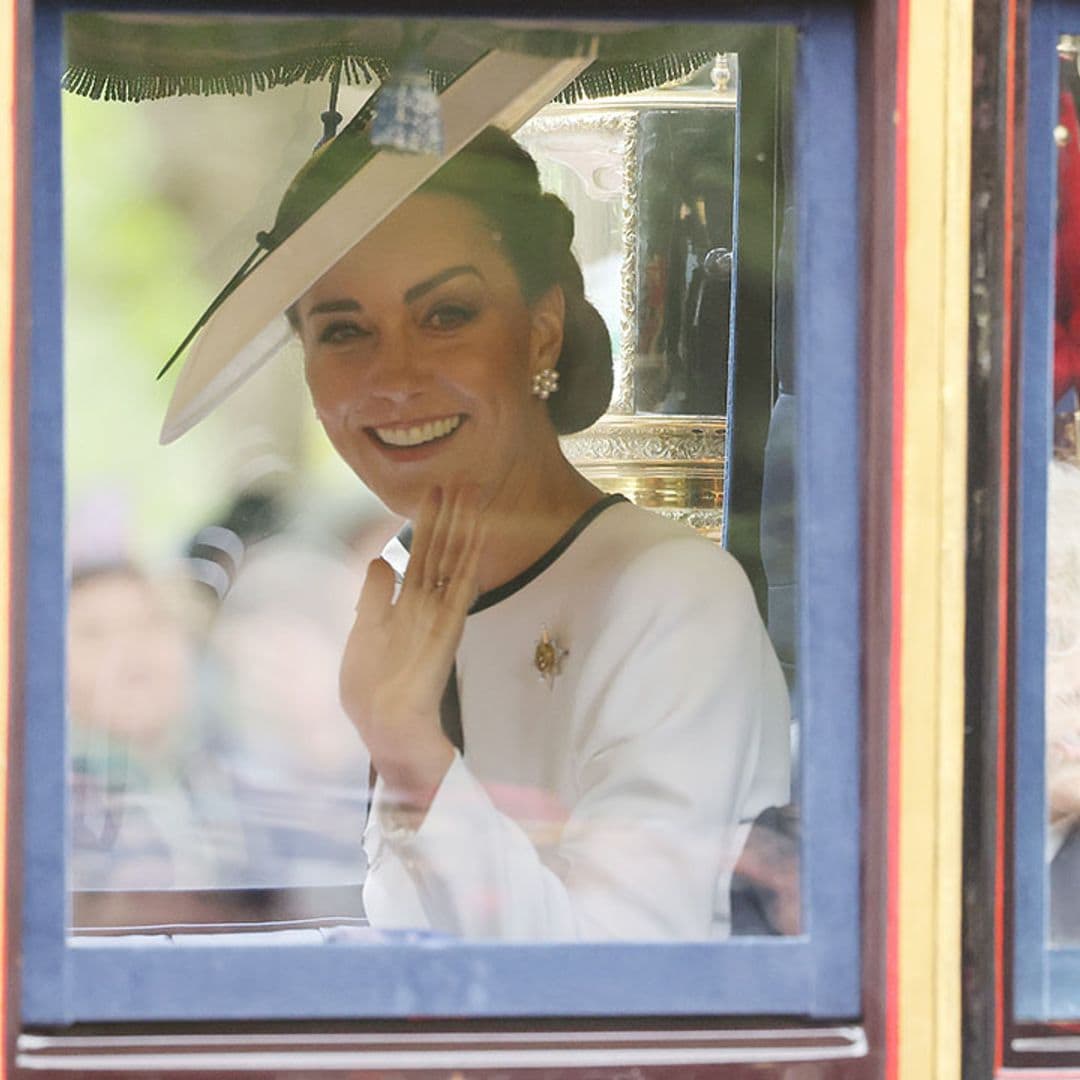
[402,486,442,595]
[449,513,486,611]
[396,487,485,647]
[430,486,478,590]
[423,487,458,592]
[416,513,484,676]
[342,488,486,775]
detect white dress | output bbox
[363,497,791,941]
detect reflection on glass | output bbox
[1048,36,1080,945]
[519,65,738,421]
[1048,459,1080,945]
[633,105,736,416]
[64,15,799,941]
[69,562,213,892]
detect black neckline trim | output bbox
[469,493,626,614]
[392,494,626,614]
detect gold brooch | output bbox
[533,627,568,689]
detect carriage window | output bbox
[1046,30,1080,945]
[63,13,798,937]
[1014,6,1080,1027]
[22,3,860,1024]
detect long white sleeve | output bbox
[362,507,790,940]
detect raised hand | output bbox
[340,485,484,813]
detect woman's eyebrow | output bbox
[404,265,482,304]
[306,298,362,318]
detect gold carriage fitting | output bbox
[560,415,726,542]
[519,57,738,542]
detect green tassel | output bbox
[62,41,714,107]
[555,51,716,104]
[61,51,388,103]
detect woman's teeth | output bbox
[373,415,462,448]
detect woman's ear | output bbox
[528,284,566,375]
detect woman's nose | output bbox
[365,326,429,404]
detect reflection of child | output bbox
[68,563,216,890]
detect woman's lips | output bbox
[365,413,466,455]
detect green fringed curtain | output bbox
[61,15,726,104]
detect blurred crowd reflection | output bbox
[68,485,397,927]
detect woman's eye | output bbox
[425,303,477,331]
[318,320,369,345]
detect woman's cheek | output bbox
[306,357,362,422]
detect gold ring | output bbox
[433,576,451,592]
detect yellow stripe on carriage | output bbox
[898,0,972,1077]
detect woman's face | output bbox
[296,192,564,517]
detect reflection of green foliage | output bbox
[63,94,224,562]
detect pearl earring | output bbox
[531,367,559,400]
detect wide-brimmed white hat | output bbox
[159,47,593,445]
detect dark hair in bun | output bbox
[419,128,613,434]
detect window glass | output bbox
[1049,39,1080,950]
[60,10,807,955]
[26,4,864,1023]
[65,60,389,928]
[1014,9,1080,1024]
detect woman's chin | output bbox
[362,473,450,520]
[346,431,479,516]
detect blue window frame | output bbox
[21,0,861,1024]
[1017,0,1080,1023]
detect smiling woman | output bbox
[151,94,793,938]
[40,10,807,946]
[295,138,606,520]
[296,188,576,520]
